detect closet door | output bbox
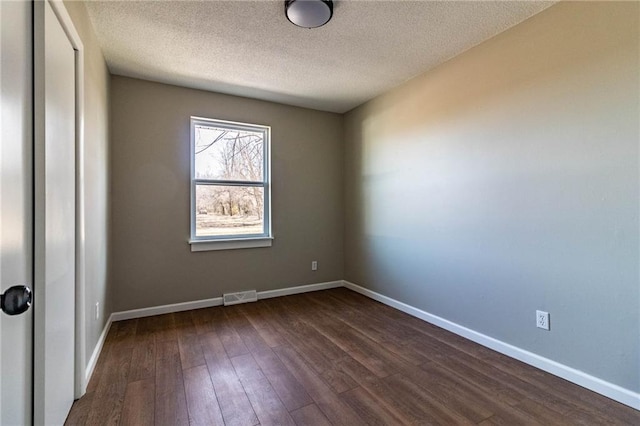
[0,0,34,424]
[33,0,78,424]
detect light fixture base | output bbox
[285,0,333,29]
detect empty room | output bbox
[1,0,638,424]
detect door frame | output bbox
[33,0,87,401]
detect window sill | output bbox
[189,237,273,252]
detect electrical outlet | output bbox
[311,261,318,271]
[536,310,549,330]
[95,302,100,320]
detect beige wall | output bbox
[110,76,344,311]
[344,1,639,392]
[63,1,111,374]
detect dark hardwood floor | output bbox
[65,288,639,425]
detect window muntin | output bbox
[190,117,270,241]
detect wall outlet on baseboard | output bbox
[311,261,318,271]
[95,302,100,320]
[536,310,550,330]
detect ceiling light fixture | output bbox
[285,0,333,29]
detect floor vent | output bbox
[223,290,258,306]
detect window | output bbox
[189,117,271,251]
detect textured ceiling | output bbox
[85,0,555,113]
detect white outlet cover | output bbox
[536,310,550,330]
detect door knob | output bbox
[1,285,32,315]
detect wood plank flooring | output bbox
[65,288,640,425]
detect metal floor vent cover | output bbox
[223,290,258,306]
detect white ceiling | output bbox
[85,0,555,113]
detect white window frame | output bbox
[189,117,272,251]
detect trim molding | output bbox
[258,280,343,300]
[342,280,640,411]
[84,314,112,386]
[110,280,343,322]
[111,297,224,322]
[189,237,273,252]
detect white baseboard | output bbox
[84,314,113,387]
[110,280,343,322]
[342,280,640,411]
[258,280,343,300]
[111,296,224,322]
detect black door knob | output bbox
[1,285,32,316]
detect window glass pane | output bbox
[195,185,264,237]
[194,125,264,181]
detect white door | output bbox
[0,0,34,424]
[1,1,77,424]
[33,1,77,424]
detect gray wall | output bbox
[63,1,111,373]
[344,1,639,392]
[110,76,344,312]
